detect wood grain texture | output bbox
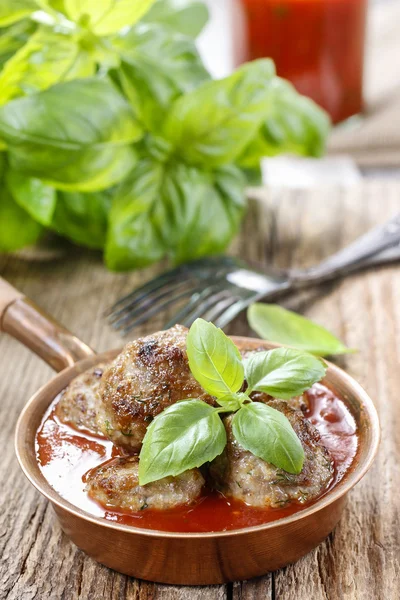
[1,181,399,600]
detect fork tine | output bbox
[214,293,258,329]
[201,295,241,325]
[116,285,204,336]
[106,265,189,319]
[163,284,227,329]
[179,289,233,328]
[106,257,235,320]
[111,264,236,331]
[109,278,198,328]
[106,256,245,335]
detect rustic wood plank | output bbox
[231,183,400,600]
[1,181,399,599]
[232,576,273,599]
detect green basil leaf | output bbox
[187,318,244,398]
[0,1,38,27]
[238,78,330,168]
[0,183,42,251]
[217,393,247,412]
[0,20,36,71]
[232,403,304,474]
[51,189,112,248]
[244,348,326,399]
[7,141,137,193]
[113,23,210,131]
[248,303,353,357]
[0,77,140,147]
[153,162,246,265]
[43,145,137,192]
[142,0,209,38]
[0,27,95,105]
[6,168,56,225]
[106,159,246,270]
[0,78,141,190]
[64,0,155,35]
[43,0,66,12]
[106,157,166,269]
[162,59,277,168]
[139,399,226,485]
[241,165,263,186]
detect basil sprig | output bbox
[139,319,327,485]
[248,303,354,357]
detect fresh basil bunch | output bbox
[138,318,326,485]
[0,0,330,269]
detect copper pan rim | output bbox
[15,337,380,540]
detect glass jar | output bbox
[240,0,367,123]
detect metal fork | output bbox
[107,213,400,335]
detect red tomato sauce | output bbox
[36,383,358,533]
[241,0,367,123]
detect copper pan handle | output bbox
[0,277,94,372]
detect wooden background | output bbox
[0,182,399,600]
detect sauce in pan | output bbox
[36,383,358,533]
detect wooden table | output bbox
[1,182,399,600]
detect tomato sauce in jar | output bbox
[241,0,367,123]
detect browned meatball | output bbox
[86,456,204,511]
[98,325,215,452]
[55,363,107,435]
[249,390,308,412]
[209,400,333,508]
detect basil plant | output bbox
[0,0,330,269]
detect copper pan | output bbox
[1,277,380,585]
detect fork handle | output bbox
[291,212,400,285]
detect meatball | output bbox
[86,456,204,511]
[55,363,107,435]
[209,400,333,508]
[98,325,215,452]
[250,390,308,412]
